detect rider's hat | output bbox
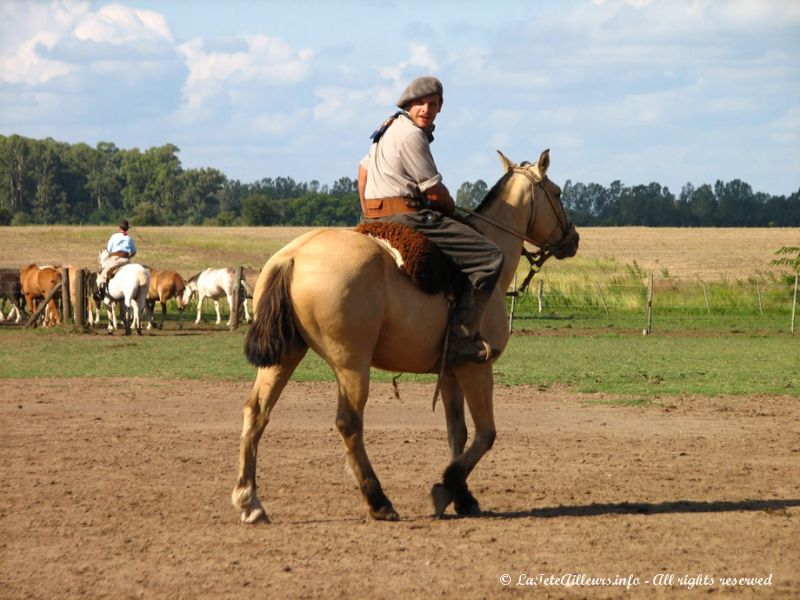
[396,76,443,109]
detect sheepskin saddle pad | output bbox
[354,221,463,295]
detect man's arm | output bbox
[358,163,368,214]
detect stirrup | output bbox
[446,336,497,366]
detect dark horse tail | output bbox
[244,259,306,367]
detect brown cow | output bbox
[146,269,187,330]
[19,264,62,327]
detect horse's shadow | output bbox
[464,498,800,520]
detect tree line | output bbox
[2,134,798,227]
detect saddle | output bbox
[355,221,464,295]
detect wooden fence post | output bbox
[508,273,517,334]
[644,273,654,335]
[701,280,711,314]
[756,282,764,315]
[61,267,70,329]
[595,283,609,316]
[74,268,85,330]
[537,279,544,314]
[791,273,798,335]
[230,265,243,331]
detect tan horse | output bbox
[233,149,579,523]
[146,269,187,330]
[20,264,62,327]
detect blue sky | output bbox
[1,0,798,196]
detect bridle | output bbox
[457,166,576,296]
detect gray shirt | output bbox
[361,112,442,199]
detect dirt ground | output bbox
[1,378,798,599]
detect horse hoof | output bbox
[240,507,270,524]
[370,504,400,521]
[454,495,481,516]
[431,483,454,517]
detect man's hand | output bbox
[424,182,455,216]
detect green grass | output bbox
[506,257,796,335]
[494,334,798,395]
[1,326,797,398]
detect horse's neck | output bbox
[473,179,529,293]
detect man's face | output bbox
[407,93,441,129]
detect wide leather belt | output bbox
[363,196,418,219]
[110,251,131,258]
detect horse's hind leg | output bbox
[333,366,398,521]
[232,346,307,524]
[432,363,496,517]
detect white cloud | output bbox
[177,34,313,111]
[73,3,172,44]
[0,1,176,85]
[0,31,75,85]
[379,43,441,83]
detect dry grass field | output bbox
[0,225,797,281]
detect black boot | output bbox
[445,287,499,365]
[95,283,106,302]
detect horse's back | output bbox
[111,263,150,298]
[257,228,451,373]
[197,267,234,296]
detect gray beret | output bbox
[396,76,444,109]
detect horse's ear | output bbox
[496,150,517,173]
[536,149,550,176]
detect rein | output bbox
[456,168,574,297]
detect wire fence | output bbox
[507,273,799,335]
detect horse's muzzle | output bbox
[553,225,579,259]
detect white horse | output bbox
[182,267,250,326]
[98,250,150,335]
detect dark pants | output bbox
[379,209,504,292]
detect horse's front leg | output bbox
[194,295,203,324]
[432,363,496,517]
[439,372,468,460]
[333,366,398,521]
[214,299,222,325]
[232,347,307,524]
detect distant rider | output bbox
[97,219,137,298]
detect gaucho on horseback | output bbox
[97,218,137,300]
[357,76,504,366]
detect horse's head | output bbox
[181,274,198,306]
[497,149,579,260]
[98,249,109,270]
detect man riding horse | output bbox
[97,219,137,300]
[358,76,504,365]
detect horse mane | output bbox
[472,171,513,214]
